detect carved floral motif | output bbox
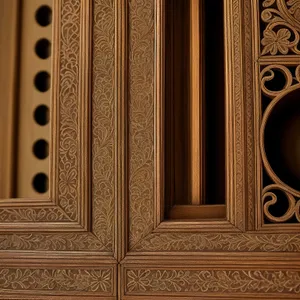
[126,269,300,294]
[128,0,155,247]
[0,268,112,293]
[261,0,300,55]
[132,232,300,252]
[92,0,115,250]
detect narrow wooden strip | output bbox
[0,0,19,198]
[168,205,226,220]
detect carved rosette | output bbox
[261,0,300,55]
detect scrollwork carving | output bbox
[260,65,300,223]
[126,268,300,294]
[0,268,113,293]
[128,0,155,247]
[263,184,300,223]
[261,0,300,55]
[0,233,106,251]
[58,0,81,220]
[92,0,115,250]
[132,232,300,252]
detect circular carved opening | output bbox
[35,6,52,27]
[33,139,49,159]
[32,173,49,193]
[34,71,50,92]
[34,105,50,126]
[264,88,300,191]
[35,38,51,59]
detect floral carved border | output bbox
[125,268,300,295]
[92,0,115,250]
[128,0,155,247]
[0,267,114,295]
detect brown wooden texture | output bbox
[0,0,300,299]
[0,0,19,199]
[0,0,117,298]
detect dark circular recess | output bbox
[34,105,49,126]
[35,6,52,27]
[35,38,51,59]
[33,139,49,159]
[264,88,300,191]
[32,173,49,193]
[34,71,50,92]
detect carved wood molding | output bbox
[123,267,300,297]
[127,0,247,251]
[0,267,114,295]
[0,0,117,297]
[122,0,300,297]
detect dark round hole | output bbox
[34,105,49,126]
[32,173,49,193]
[35,38,51,59]
[33,139,49,159]
[34,71,50,92]
[35,6,52,27]
[264,88,300,191]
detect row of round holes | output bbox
[32,6,52,194]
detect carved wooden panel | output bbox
[120,0,300,298]
[1,0,300,299]
[0,0,117,298]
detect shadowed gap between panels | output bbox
[164,0,226,220]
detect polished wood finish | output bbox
[168,205,226,220]
[0,0,19,198]
[164,0,206,208]
[17,0,52,197]
[189,0,204,205]
[0,0,299,299]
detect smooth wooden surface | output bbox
[17,0,52,197]
[165,0,206,207]
[0,0,19,198]
[189,0,204,205]
[168,204,226,220]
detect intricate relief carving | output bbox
[244,0,255,229]
[0,233,105,251]
[92,0,115,250]
[261,0,300,55]
[0,268,113,293]
[128,0,155,247]
[132,232,300,252]
[0,207,71,223]
[231,0,245,229]
[260,65,300,223]
[126,268,300,294]
[58,0,81,220]
[0,1,85,224]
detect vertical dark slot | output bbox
[164,0,225,218]
[165,0,190,211]
[204,0,225,204]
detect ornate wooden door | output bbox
[1,0,300,299]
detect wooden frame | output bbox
[1,0,300,299]
[120,0,300,298]
[0,0,117,298]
